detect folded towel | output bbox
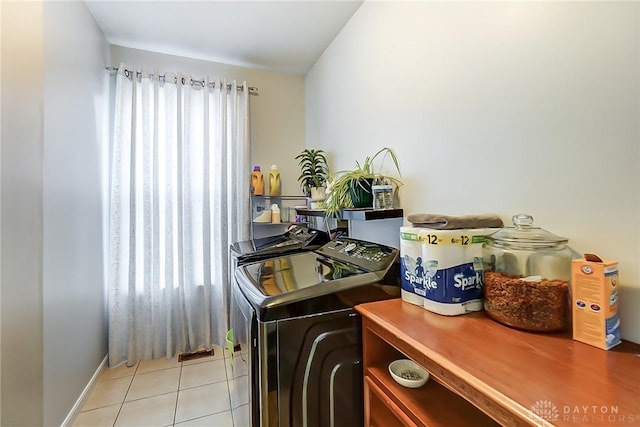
[407,213,504,230]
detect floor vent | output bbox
[178,349,215,362]
[234,344,241,352]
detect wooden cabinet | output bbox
[356,299,640,427]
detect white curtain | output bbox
[108,64,250,367]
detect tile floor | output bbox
[71,347,249,427]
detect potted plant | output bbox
[295,148,329,200]
[324,147,402,217]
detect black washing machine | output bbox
[233,237,399,427]
[230,224,330,267]
[227,224,330,424]
[229,224,330,346]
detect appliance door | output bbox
[231,281,259,427]
[231,225,330,265]
[276,309,363,427]
[230,234,296,264]
[236,252,374,320]
[236,238,399,319]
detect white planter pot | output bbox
[310,186,326,202]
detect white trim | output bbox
[60,355,108,427]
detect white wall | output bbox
[305,2,640,343]
[1,2,45,425]
[111,46,307,196]
[0,2,4,422]
[42,2,110,425]
[1,1,109,425]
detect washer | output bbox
[232,237,399,427]
[230,224,330,266]
[228,224,330,424]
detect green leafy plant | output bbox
[295,149,329,197]
[323,147,402,216]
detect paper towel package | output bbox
[400,227,496,315]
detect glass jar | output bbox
[372,185,394,210]
[482,214,572,332]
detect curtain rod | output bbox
[105,66,258,95]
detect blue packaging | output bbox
[400,227,496,316]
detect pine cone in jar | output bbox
[484,271,569,332]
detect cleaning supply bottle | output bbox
[269,164,281,196]
[251,166,264,195]
[271,204,281,224]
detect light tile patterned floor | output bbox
[72,347,249,427]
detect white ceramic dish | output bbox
[388,359,429,388]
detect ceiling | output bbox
[85,0,363,75]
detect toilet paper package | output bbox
[400,227,496,315]
[400,227,426,306]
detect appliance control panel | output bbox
[315,237,398,272]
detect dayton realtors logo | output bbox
[530,401,639,424]
[531,400,560,423]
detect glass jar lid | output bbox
[486,214,568,249]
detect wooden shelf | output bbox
[366,365,498,427]
[356,298,640,427]
[294,208,326,218]
[339,208,404,221]
[295,207,404,221]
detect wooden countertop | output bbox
[356,299,640,426]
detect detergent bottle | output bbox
[251,166,264,195]
[271,204,281,224]
[269,164,281,196]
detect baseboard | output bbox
[60,355,108,427]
